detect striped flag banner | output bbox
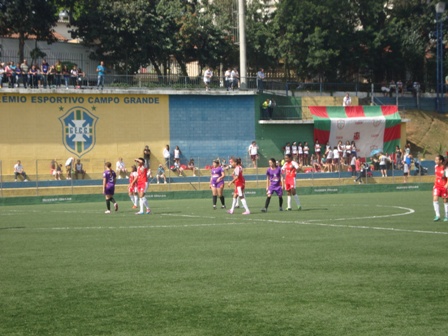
[309,106,401,157]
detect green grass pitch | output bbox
[1,191,448,336]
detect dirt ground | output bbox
[402,110,448,159]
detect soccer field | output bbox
[1,191,448,336]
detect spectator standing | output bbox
[395,145,403,170]
[257,68,265,93]
[203,67,213,91]
[231,68,239,90]
[65,157,75,180]
[20,59,29,88]
[163,145,171,168]
[174,146,182,165]
[13,160,28,181]
[102,162,118,214]
[248,141,259,168]
[70,65,79,88]
[54,60,62,88]
[0,62,4,88]
[314,139,322,163]
[62,65,70,89]
[224,68,232,91]
[343,93,351,106]
[267,98,276,119]
[96,61,105,90]
[143,145,151,170]
[41,59,49,88]
[432,155,448,221]
[261,99,270,120]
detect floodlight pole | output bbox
[238,0,247,90]
[436,2,446,114]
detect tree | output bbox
[0,0,58,63]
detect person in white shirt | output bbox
[248,141,259,168]
[343,93,352,106]
[332,146,340,172]
[65,157,75,180]
[256,68,265,92]
[203,67,212,91]
[13,160,28,181]
[163,145,171,168]
[115,158,128,179]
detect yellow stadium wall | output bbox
[0,93,169,175]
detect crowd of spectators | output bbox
[0,59,86,89]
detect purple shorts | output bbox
[104,185,115,196]
[268,185,283,197]
[211,178,224,188]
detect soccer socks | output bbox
[294,194,301,206]
[264,197,271,209]
[213,195,217,206]
[287,196,291,209]
[106,199,111,211]
[219,196,225,206]
[241,198,250,212]
[434,201,440,217]
[130,195,137,206]
[230,197,237,211]
[445,202,448,218]
[279,196,283,208]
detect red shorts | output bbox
[137,182,148,193]
[233,185,245,197]
[433,186,447,198]
[285,178,296,191]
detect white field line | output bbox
[1,205,447,235]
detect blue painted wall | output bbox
[169,95,255,163]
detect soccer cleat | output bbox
[114,203,118,212]
[261,208,267,212]
[434,216,440,222]
[136,212,144,215]
[146,209,151,215]
[287,208,292,211]
[297,205,302,211]
[227,210,234,214]
[213,206,217,210]
[105,210,111,214]
[235,205,240,208]
[279,207,283,211]
[444,217,448,222]
[132,205,138,209]
[221,205,226,209]
[242,211,250,215]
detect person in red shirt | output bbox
[432,155,448,221]
[132,157,151,215]
[281,154,302,210]
[227,157,250,215]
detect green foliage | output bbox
[0,0,59,62]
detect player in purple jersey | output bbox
[261,158,284,212]
[210,159,226,209]
[102,162,118,214]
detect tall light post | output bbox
[436,2,445,114]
